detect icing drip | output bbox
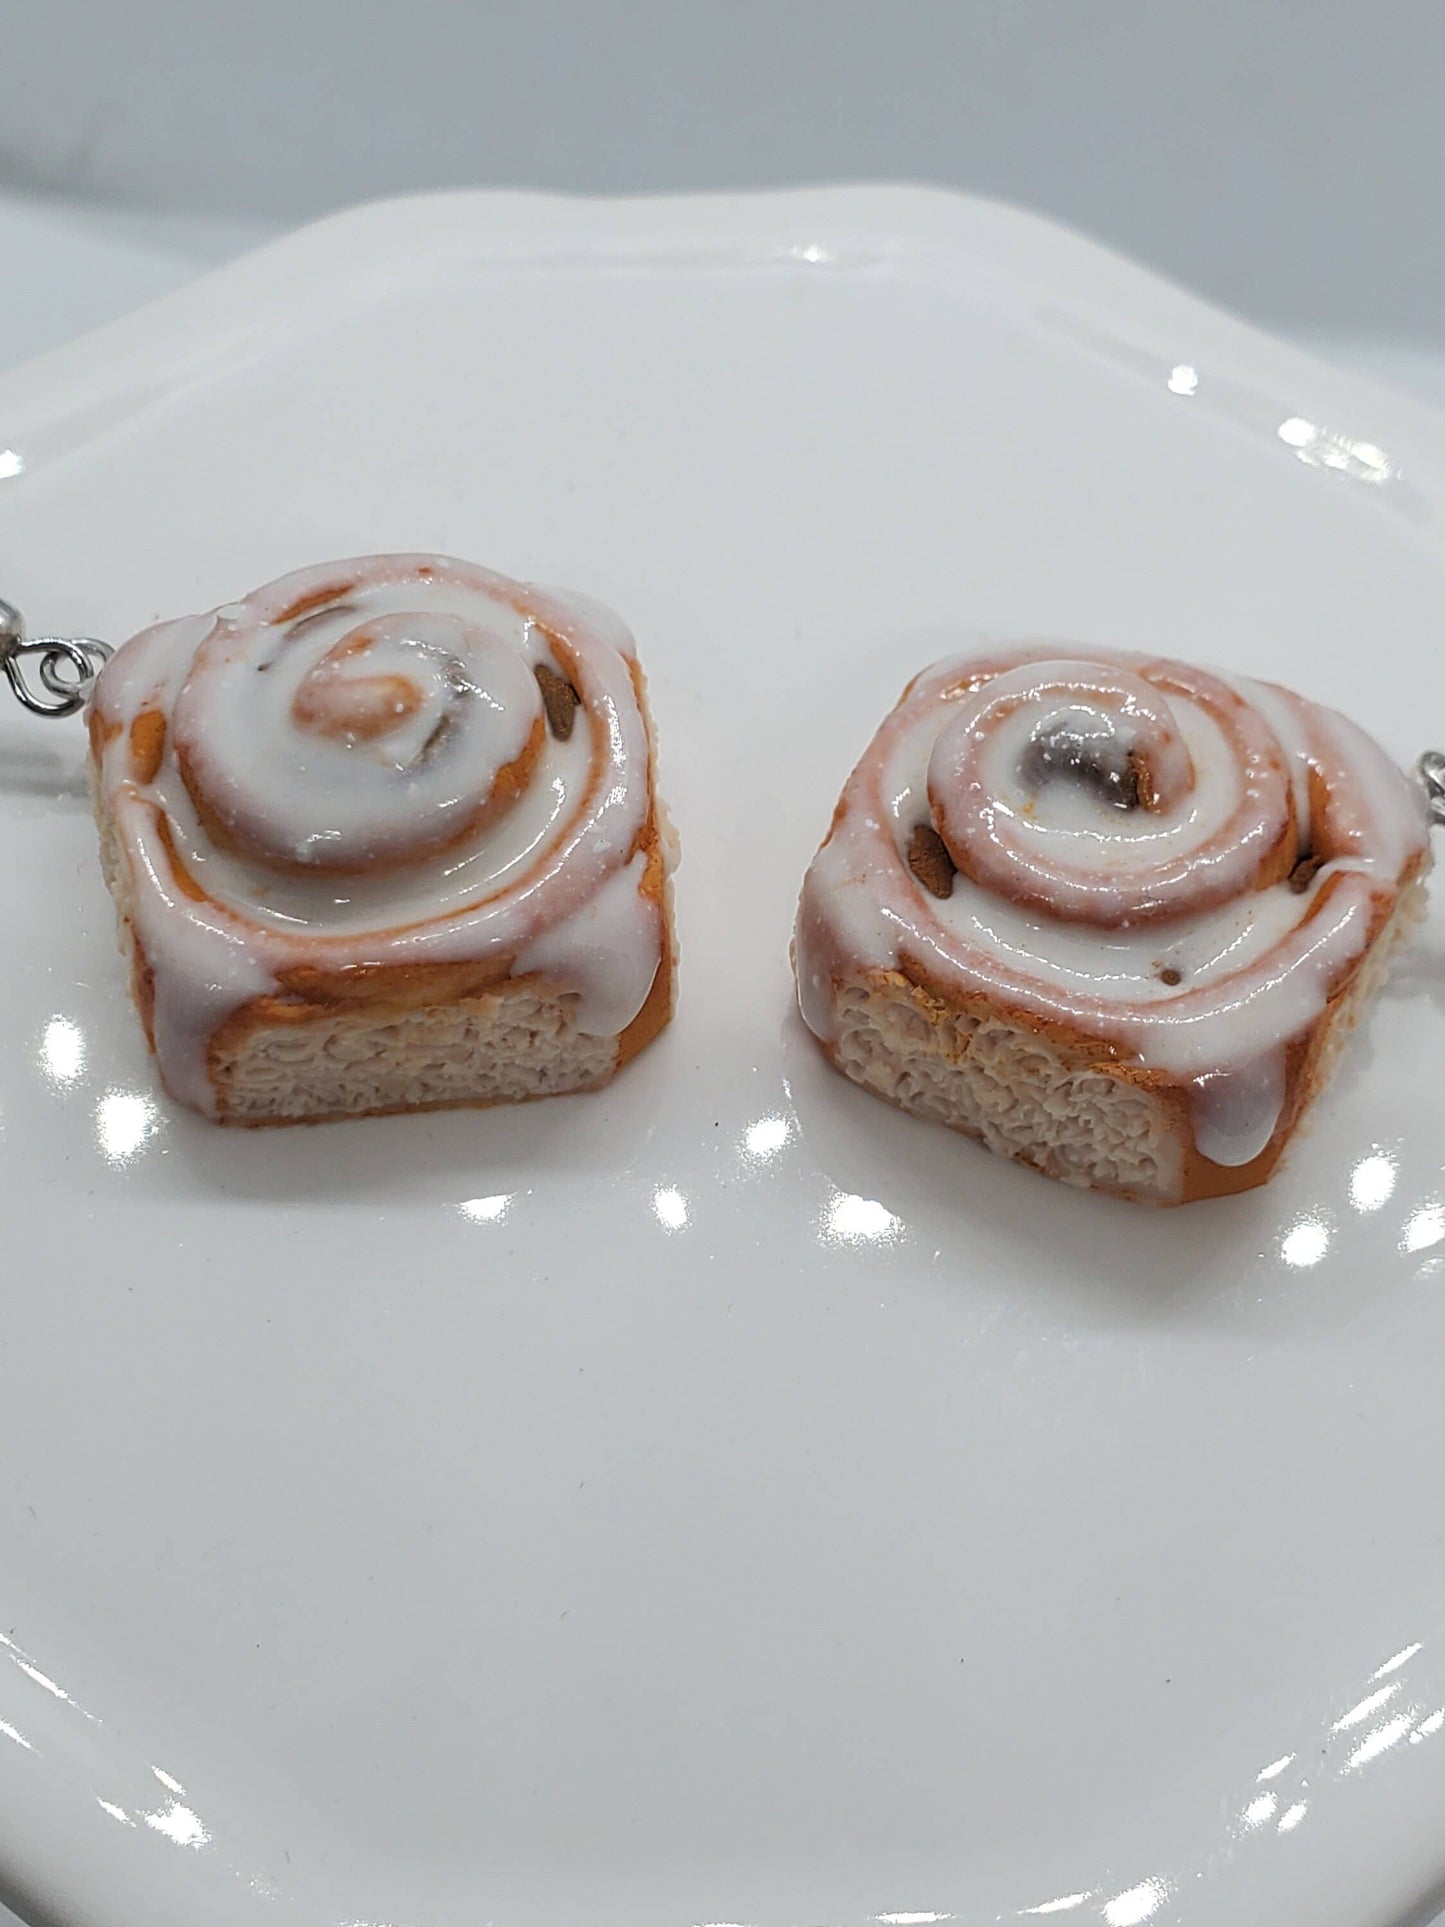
[1189,1057,1287,1168]
[91,555,664,1114]
[795,643,1430,1169]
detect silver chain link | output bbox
[0,597,111,718]
[1420,748,1445,828]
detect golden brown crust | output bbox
[129,925,159,1055]
[616,831,675,1070]
[269,957,518,1009]
[206,962,524,1068]
[893,945,1128,1064]
[613,654,676,1068]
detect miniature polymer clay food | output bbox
[793,646,1429,1203]
[89,554,675,1122]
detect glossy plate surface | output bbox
[0,187,1443,1927]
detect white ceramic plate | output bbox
[1,187,1444,1927]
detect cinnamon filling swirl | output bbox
[90,555,666,1114]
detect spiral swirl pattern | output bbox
[173,599,545,872]
[924,657,1298,925]
[90,555,668,1113]
[796,643,1428,1171]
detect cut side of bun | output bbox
[811,876,1426,1205]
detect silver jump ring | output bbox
[0,599,111,718]
[37,638,111,699]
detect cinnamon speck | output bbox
[908,822,956,899]
[535,663,581,740]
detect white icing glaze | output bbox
[795,643,1431,1172]
[515,850,661,1037]
[1189,1057,1287,1169]
[924,657,1292,925]
[173,598,544,870]
[91,555,665,1114]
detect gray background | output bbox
[3,0,1444,342]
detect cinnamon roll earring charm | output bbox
[87,555,676,1122]
[8,569,1440,1189]
[793,646,1433,1204]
